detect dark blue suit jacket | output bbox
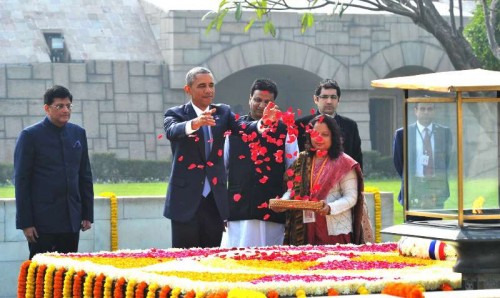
[163,103,255,222]
[14,117,94,233]
[393,123,452,205]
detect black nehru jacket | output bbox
[227,115,287,224]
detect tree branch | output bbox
[482,0,500,59]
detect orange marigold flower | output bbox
[114,277,126,298]
[135,281,148,298]
[53,267,66,298]
[72,270,85,298]
[17,260,31,298]
[440,283,453,291]
[266,290,279,298]
[184,290,196,298]
[327,288,339,296]
[93,273,106,298]
[35,264,47,298]
[158,286,171,298]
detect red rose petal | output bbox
[212,177,218,185]
[233,194,242,202]
[157,134,163,139]
[263,214,270,220]
[178,156,184,162]
[188,164,196,170]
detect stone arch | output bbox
[202,39,349,87]
[363,41,453,83]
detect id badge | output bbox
[422,155,429,166]
[303,210,316,223]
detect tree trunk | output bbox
[413,0,482,70]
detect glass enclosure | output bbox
[405,101,500,223]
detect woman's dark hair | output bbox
[44,85,73,105]
[305,115,343,159]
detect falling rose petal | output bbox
[235,113,240,120]
[233,194,242,202]
[286,169,294,177]
[266,166,271,171]
[178,156,184,162]
[218,149,223,157]
[256,168,263,174]
[317,150,328,158]
[157,134,163,139]
[297,109,302,116]
[263,214,270,221]
[286,153,293,159]
[238,155,246,160]
[188,164,196,170]
[241,123,247,129]
[259,176,269,184]
[212,177,218,185]
[258,202,268,208]
[207,161,214,167]
[294,175,302,182]
[310,108,316,115]
[195,136,200,142]
[197,164,205,169]
[287,180,294,189]
[224,130,232,137]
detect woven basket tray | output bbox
[269,199,324,211]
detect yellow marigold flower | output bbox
[295,289,306,298]
[357,286,370,295]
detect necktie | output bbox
[202,125,212,197]
[423,127,434,176]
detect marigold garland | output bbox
[267,290,279,298]
[158,285,172,298]
[228,288,266,298]
[26,261,38,298]
[18,260,31,298]
[364,186,382,243]
[53,267,66,298]
[72,270,86,298]
[184,289,196,298]
[146,282,159,298]
[206,292,228,298]
[170,288,181,298]
[83,272,95,298]
[382,282,425,298]
[93,273,106,298]
[35,264,47,298]
[114,277,127,298]
[43,265,56,298]
[135,281,148,298]
[103,276,113,298]
[125,279,137,298]
[100,192,119,251]
[62,267,75,298]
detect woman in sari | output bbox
[271,115,373,245]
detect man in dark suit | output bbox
[163,67,262,248]
[14,85,94,259]
[295,79,363,169]
[393,103,452,217]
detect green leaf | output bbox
[216,9,229,31]
[301,13,314,34]
[201,11,217,21]
[219,0,228,10]
[235,2,242,21]
[205,16,218,35]
[268,21,276,37]
[244,18,256,32]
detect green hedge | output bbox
[91,153,170,183]
[0,151,394,184]
[0,163,13,185]
[362,151,398,179]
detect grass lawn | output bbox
[0,179,404,224]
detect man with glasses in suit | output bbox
[14,85,94,259]
[296,79,363,169]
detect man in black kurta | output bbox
[224,79,298,247]
[14,85,94,259]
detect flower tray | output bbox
[269,199,324,211]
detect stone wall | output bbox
[0,61,184,164]
[0,192,393,298]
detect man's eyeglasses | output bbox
[50,104,73,110]
[317,95,338,100]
